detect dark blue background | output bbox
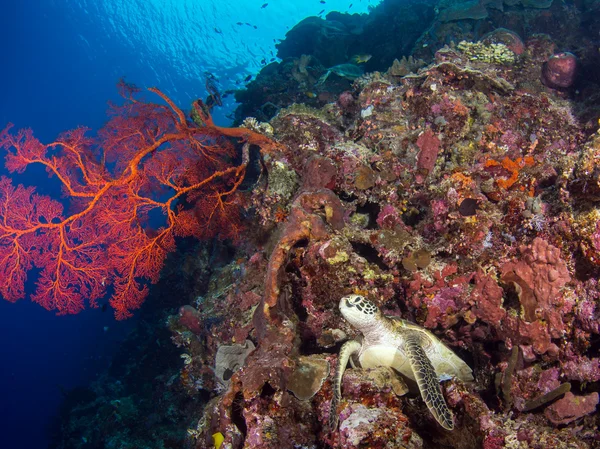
[0,2,139,447]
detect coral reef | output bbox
[48,240,221,449]
[175,30,600,448]
[49,1,600,448]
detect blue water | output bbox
[0,0,369,447]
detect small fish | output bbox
[253,25,258,29]
[351,53,372,64]
[318,9,325,14]
[305,91,317,98]
[236,22,243,25]
[103,326,110,332]
[244,74,252,82]
[245,22,252,26]
[261,3,268,8]
[270,57,276,62]
[320,0,326,3]
[260,58,266,65]
[349,3,353,7]
[212,432,224,449]
[214,27,222,34]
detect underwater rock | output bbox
[337,403,422,449]
[438,0,489,22]
[561,356,600,383]
[569,131,600,202]
[416,128,441,176]
[276,16,359,68]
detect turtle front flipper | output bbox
[404,332,454,430]
[329,340,361,431]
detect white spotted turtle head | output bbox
[339,294,381,329]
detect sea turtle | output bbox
[317,63,364,85]
[329,294,473,431]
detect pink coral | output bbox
[592,221,600,252]
[303,155,337,190]
[561,356,600,382]
[576,296,600,334]
[501,238,571,339]
[541,52,578,89]
[431,199,450,233]
[337,90,356,112]
[544,392,599,425]
[470,271,506,324]
[178,305,203,335]
[376,204,403,229]
[416,129,441,174]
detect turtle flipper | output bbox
[317,70,331,86]
[329,340,361,431]
[404,333,454,430]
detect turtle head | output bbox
[339,294,380,328]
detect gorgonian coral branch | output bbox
[0,83,273,319]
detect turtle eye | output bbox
[347,295,364,305]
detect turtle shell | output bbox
[359,315,474,383]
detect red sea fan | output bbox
[0,83,274,319]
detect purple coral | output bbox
[376,204,403,229]
[423,286,462,329]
